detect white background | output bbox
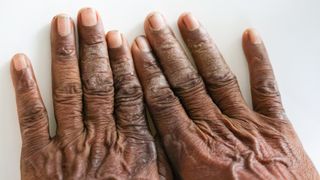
[0,0,319,179]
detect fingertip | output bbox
[145,11,166,31]
[177,12,189,28]
[132,36,149,58]
[179,12,190,20]
[243,28,262,45]
[178,12,199,31]
[132,36,152,75]
[10,53,35,91]
[78,7,99,26]
[242,28,253,44]
[135,36,151,52]
[11,53,29,71]
[106,30,123,48]
[51,13,70,24]
[51,14,73,37]
[145,11,162,23]
[107,31,131,65]
[131,39,140,55]
[242,28,249,41]
[131,37,142,66]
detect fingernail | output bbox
[135,36,150,52]
[80,8,97,26]
[56,14,71,36]
[148,12,165,30]
[107,31,122,48]
[12,54,28,71]
[247,28,262,44]
[182,13,199,31]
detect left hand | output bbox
[10,8,173,180]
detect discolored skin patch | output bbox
[10,9,173,180]
[131,12,319,180]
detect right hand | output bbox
[131,12,319,180]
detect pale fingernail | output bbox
[148,12,165,30]
[80,8,97,26]
[248,28,262,44]
[107,30,122,48]
[57,14,71,36]
[135,36,150,52]
[13,54,28,71]
[183,13,199,31]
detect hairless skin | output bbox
[10,8,318,180]
[11,8,172,180]
[131,12,319,179]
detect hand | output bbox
[131,12,319,179]
[10,8,173,179]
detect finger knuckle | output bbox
[147,88,178,111]
[171,68,203,93]
[111,57,134,78]
[207,70,238,90]
[83,72,114,95]
[159,36,178,52]
[54,82,82,102]
[81,31,105,45]
[251,53,268,64]
[55,43,76,59]
[142,56,160,72]
[81,42,108,62]
[115,78,143,105]
[253,78,279,96]
[188,38,238,91]
[145,76,178,111]
[19,98,47,125]
[188,38,214,56]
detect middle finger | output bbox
[77,8,115,141]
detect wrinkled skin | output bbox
[10,9,173,180]
[10,8,319,180]
[131,13,319,180]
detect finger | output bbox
[178,13,250,117]
[51,14,83,140]
[132,36,192,136]
[106,31,152,140]
[77,8,115,139]
[242,29,285,119]
[144,12,221,119]
[10,54,50,157]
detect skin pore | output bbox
[10,7,319,180]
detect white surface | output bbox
[0,0,319,179]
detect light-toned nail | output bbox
[135,36,150,52]
[80,8,97,26]
[107,31,122,48]
[57,14,71,36]
[148,12,165,30]
[248,28,262,44]
[13,54,28,71]
[183,13,199,31]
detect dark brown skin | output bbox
[10,8,319,180]
[131,12,319,180]
[10,8,173,180]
